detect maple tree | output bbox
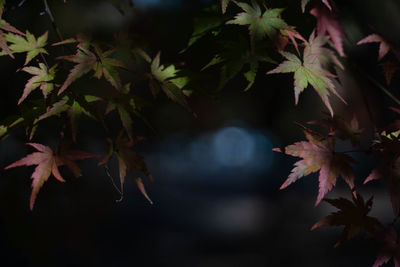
[0,0,399,266]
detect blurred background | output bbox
[0,0,399,266]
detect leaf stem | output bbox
[104,163,124,202]
[40,52,50,73]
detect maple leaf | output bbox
[105,83,136,142]
[0,1,24,58]
[278,27,308,56]
[226,1,289,46]
[372,227,400,267]
[309,114,363,146]
[18,63,57,104]
[364,134,400,216]
[4,142,97,210]
[301,0,332,12]
[98,132,153,204]
[274,124,355,206]
[56,35,126,95]
[182,8,224,52]
[310,5,345,57]
[3,31,48,65]
[357,34,393,61]
[202,35,274,91]
[357,34,400,84]
[55,142,98,177]
[150,52,192,112]
[38,95,102,142]
[311,194,382,247]
[267,33,346,116]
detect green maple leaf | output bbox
[18,63,57,104]
[150,52,191,111]
[38,95,101,142]
[0,0,25,58]
[202,36,274,91]
[105,83,153,143]
[267,33,345,116]
[3,31,48,65]
[226,1,289,44]
[56,36,126,95]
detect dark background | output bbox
[0,0,399,266]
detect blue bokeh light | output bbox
[212,127,255,167]
[147,124,277,183]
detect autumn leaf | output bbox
[56,35,126,95]
[274,124,355,206]
[364,133,400,216]
[267,32,346,116]
[18,63,57,104]
[55,141,98,177]
[4,142,97,210]
[226,1,289,46]
[0,2,24,58]
[311,194,382,247]
[38,95,101,142]
[3,31,48,65]
[357,34,392,61]
[98,132,153,204]
[279,27,308,56]
[310,5,345,57]
[358,34,400,84]
[372,227,400,267]
[308,114,363,146]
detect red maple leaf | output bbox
[373,227,400,267]
[310,5,346,57]
[274,124,355,205]
[364,156,400,216]
[98,132,153,204]
[311,194,382,247]
[357,34,393,61]
[5,142,97,210]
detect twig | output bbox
[365,74,400,106]
[42,0,64,43]
[104,164,124,202]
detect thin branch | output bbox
[104,163,124,202]
[366,74,400,106]
[42,0,64,43]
